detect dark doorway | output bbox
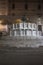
[38,25,42,31]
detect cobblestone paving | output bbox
[0,47,43,65]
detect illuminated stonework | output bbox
[9,22,42,37]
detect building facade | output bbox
[0,0,43,23]
[0,0,43,36]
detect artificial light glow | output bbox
[15,19,22,23]
[0,24,8,32]
[0,20,2,24]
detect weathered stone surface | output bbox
[0,36,43,48]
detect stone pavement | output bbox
[0,36,43,48]
[0,47,43,65]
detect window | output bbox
[38,25,42,31]
[25,30,27,35]
[12,4,15,10]
[17,24,19,28]
[25,3,28,10]
[38,4,41,10]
